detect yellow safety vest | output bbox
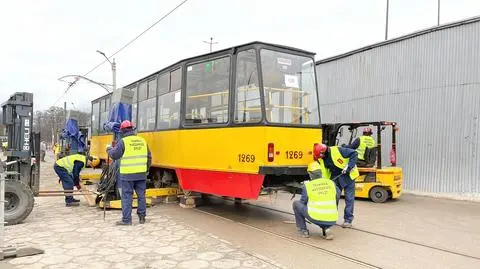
[316,159,331,180]
[330,146,360,180]
[120,135,148,174]
[357,136,376,160]
[305,178,338,222]
[56,154,86,173]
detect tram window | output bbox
[260,49,319,125]
[131,85,138,103]
[91,102,100,135]
[132,103,137,125]
[185,56,230,125]
[235,49,261,123]
[104,96,110,112]
[138,98,156,131]
[148,78,157,98]
[170,68,182,91]
[157,90,180,129]
[158,73,170,95]
[138,82,148,101]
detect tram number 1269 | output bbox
[285,150,303,159]
[238,154,255,163]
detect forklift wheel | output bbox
[369,186,389,203]
[5,180,35,225]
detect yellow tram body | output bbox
[89,42,322,199]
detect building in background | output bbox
[316,16,480,199]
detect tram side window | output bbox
[157,69,181,129]
[260,49,319,125]
[138,98,156,131]
[130,86,138,125]
[235,49,261,123]
[185,57,230,125]
[157,90,180,129]
[138,80,157,131]
[99,96,111,134]
[91,102,100,135]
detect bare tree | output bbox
[33,107,90,147]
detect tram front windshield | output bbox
[260,49,319,125]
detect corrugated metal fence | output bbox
[316,18,480,197]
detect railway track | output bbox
[240,202,480,262]
[192,196,480,269]
[195,207,382,269]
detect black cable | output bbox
[51,0,191,107]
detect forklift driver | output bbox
[345,127,376,167]
[54,154,93,206]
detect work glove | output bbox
[342,166,349,174]
[106,144,112,152]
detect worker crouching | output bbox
[54,154,93,206]
[107,120,152,226]
[292,161,338,239]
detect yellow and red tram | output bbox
[89,42,322,199]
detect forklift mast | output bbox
[1,92,40,195]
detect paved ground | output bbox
[1,152,280,269]
[2,151,480,269]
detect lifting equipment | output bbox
[322,121,403,203]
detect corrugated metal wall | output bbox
[316,18,480,197]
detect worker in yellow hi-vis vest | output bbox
[345,127,376,167]
[54,153,93,206]
[292,161,338,239]
[107,120,151,226]
[315,143,358,228]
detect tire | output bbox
[369,186,389,203]
[5,180,35,225]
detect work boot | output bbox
[298,229,310,238]
[115,221,132,226]
[71,198,80,203]
[342,222,352,228]
[65,202,79,207]
[139,216,146,224]
[322,228,334,240]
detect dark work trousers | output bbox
[334,178,355,223]
[292,200,335,232]
[120,180,147,224]
[53,164,75,203]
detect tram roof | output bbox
[122,41,315,89]
[91,41,315,103]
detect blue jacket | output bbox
[107,129,152,181]
[71,161,84,186]
[323,147,358,188]
[300,184,336,226]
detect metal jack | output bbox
[0,160,44,260]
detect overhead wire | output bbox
[52,0,190,107]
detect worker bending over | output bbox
[107,120,151,226]
[54,153,93,206]
[345,127,376,167]
[293,161,337,239]
[315,144,358,228]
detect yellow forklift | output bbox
[322,121,403,203]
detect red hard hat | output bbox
[363,127,373,134]
[120,120,133,130]
[313,144,328,160]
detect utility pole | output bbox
[112,58,116,91]
[96,50,116,91]
[203,37,218,52]
[437,0,441,26]
[64,101,67,124]
[385,0,389,40]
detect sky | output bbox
[1,0,480,112]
